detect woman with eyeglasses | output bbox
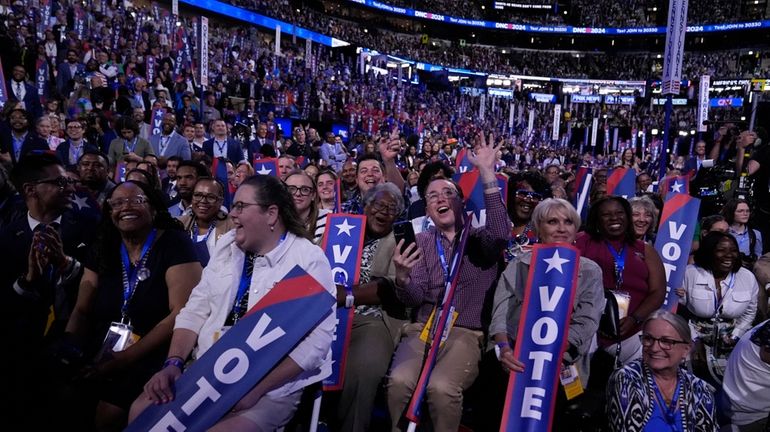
[316,169,339,211]
[677,231,758,385]
[129,175,335,431]
[178,178,234,266]
[722,199,763,269]
[481,198,604,430]
[504,171,551,261]
[607,310,717,432]
[60,181,201,430]
[329,182,408,432]
[576,196,666,365]
[233,161,254,189]
[284,170,330,244]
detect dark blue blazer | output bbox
[203,137,251,163]
[54,139,100,168]
[7,81,42,120]
[0,131,49,165]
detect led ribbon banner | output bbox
[500,244,580,432]
[126,265,335,432]
[453,170,509,228]
[606,167,636,199]
[252,157,280,178]
[654,192,700,311]
[321,214,366,390]
[405,215,473,425]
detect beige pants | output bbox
[386,323,483,431]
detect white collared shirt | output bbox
[28,212,63,232]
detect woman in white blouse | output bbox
[678,231,758,383]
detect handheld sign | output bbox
[660,174,690,197]
[253,157,280,178]
[126,266,335,432]
[320,214,366,391]
[606,168,636,199]
[455,147,473,173]
[654,193,700,311]
[453,171,508,228]
[500,244,580,432]
[405,215,473,425]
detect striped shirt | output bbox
[394,192,511,330]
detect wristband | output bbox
[482,181,498,190]
[163,356,185,371]
[495,341,511,361]
[344,286,354,308]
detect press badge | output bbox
[99,322,139,356]
[214,325,232,343]
[419,307,458,345]
[559,364,584,400]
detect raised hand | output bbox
[393,239,421,288]
[467,132,501,175]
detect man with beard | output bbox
[0,109,48,166]
[340,159,358,201]
[55,119,99,169]
[76,151,114,207]
[0,153,97,428]
[149,112,191,164]
[167,160,209,217]
[161,156,182,200]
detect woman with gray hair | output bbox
[607,309,717,432]
[485,198,605,429]
[629,195,659,244]
[330,181,409,432]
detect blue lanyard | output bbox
[215,140,226,155]
[714,272,736,315]
[606,241,626,289]
[435,233,451,284]
[192,220,216,244]
[230,231,287,321]
[124,138,137,153]
[652,377,681,430]
[119,229,157,321]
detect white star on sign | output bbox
[671,181,683,193]
[543,250,569,274]
[335,219,355,236]
[72,194,90,210]
[256,164,272,175]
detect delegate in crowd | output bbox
[1,1,770,432]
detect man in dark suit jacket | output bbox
[248,122,275,157]
[202,119,251,163]
[55,49,84,98]
[0,153,97,427]
[54,119,98,169]
[0,109,49,166]
[683,139,708,176]
[7,64,43,120]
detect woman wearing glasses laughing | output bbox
[607,309,717,432]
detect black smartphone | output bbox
[393,220,416,254]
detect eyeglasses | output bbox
[639,334,688,350]
[34,177,79,189]
[108,195,148,210]
[286,185,314,197]
[192,192,223,203]
[231,201,264,213]
[369,201,399,217]
[425,189,458,204]
[515,190,543,202]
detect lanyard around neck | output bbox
[119,229,157,322]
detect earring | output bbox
[270,225,274,232]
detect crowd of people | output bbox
[1,0,770,431]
